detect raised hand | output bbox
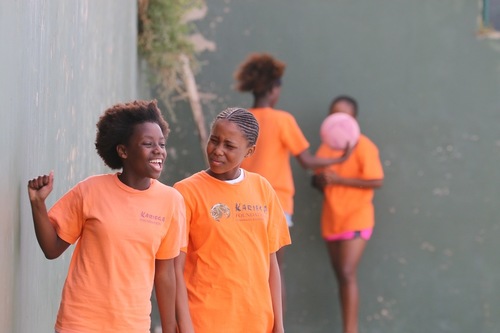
[28,171,54,203]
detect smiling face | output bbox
[206,119,255,181]
[117,122,167,189]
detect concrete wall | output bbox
[0,1,137,332]
[158,1,500,332]
[3,1,498,332]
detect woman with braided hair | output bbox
[174,107,290,333]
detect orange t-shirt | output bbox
[48,174,185,333]
[240,107,310,214]
[315,135,384,238]
[174,170,291,333]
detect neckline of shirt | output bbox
[202,169,246,185]
[113,173,156,193]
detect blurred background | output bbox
[1,1,500,332]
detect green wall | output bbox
[0,1,137,332]
[158,1,500,332]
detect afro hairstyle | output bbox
[95,100,169,169]
[234,53,286,97]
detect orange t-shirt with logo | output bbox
[240,107,310,214]
[174,170,291,333]
[48,174,185,333]
[315,135,384,238]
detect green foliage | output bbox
[138,0,201,103]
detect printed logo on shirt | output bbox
[140,211,165,225]
[235,203,267,213]
[234,203,267,222]
[210,203,231,222]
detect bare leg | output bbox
[276,246,287,315]
[326,238,367,333]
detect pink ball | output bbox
[320,113,360,150]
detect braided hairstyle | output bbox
[95,100,169,169]
[214,107,259,146]
[234,53,286,97]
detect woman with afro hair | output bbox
[27,100,185,333]
[235,53,350,310]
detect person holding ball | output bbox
[313,95,384,333]
[27,100,185,333]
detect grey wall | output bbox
[158,1,500,332]
[0,1,137,332]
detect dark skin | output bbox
[175,252,195,333]
[313,100,383,333]
[313,100,383,190]
[27,171,71,259]
[27,122,168,257]
[253,85,352,168]
[252,82,353,316]
[27,122,177,333]
[326,238,367,333]
[252,81,352,307]
[314,172,383,190]
[175,119,285,333]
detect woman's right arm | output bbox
[175,252,194,333]
[27,172,70,259]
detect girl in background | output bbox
[234,53,350,307]
[313,96,384,333]
[27,100,184,333]
[175,108,290,333]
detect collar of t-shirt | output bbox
[224,169,245,184]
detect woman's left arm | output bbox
[322,170,384,189]
[269,252,285,333]
[155,258,177,333]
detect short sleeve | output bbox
[315,143,330,159]
[173,182,191,253]
[265,180,291,253]
[281,114,310,156]
[156,191,186,259]
[359,141,384,180]
[48,185,85,244]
